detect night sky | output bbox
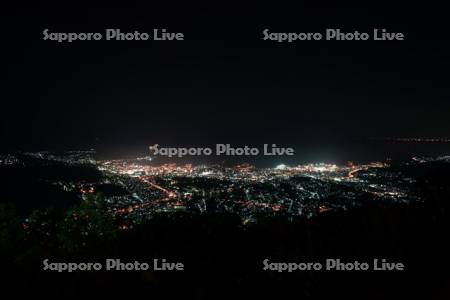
[4,8,450,163]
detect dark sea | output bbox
[94,141,450,167]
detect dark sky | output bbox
[3,8,450,163]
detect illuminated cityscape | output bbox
[100,157,418,224]
[1,150,438,229]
